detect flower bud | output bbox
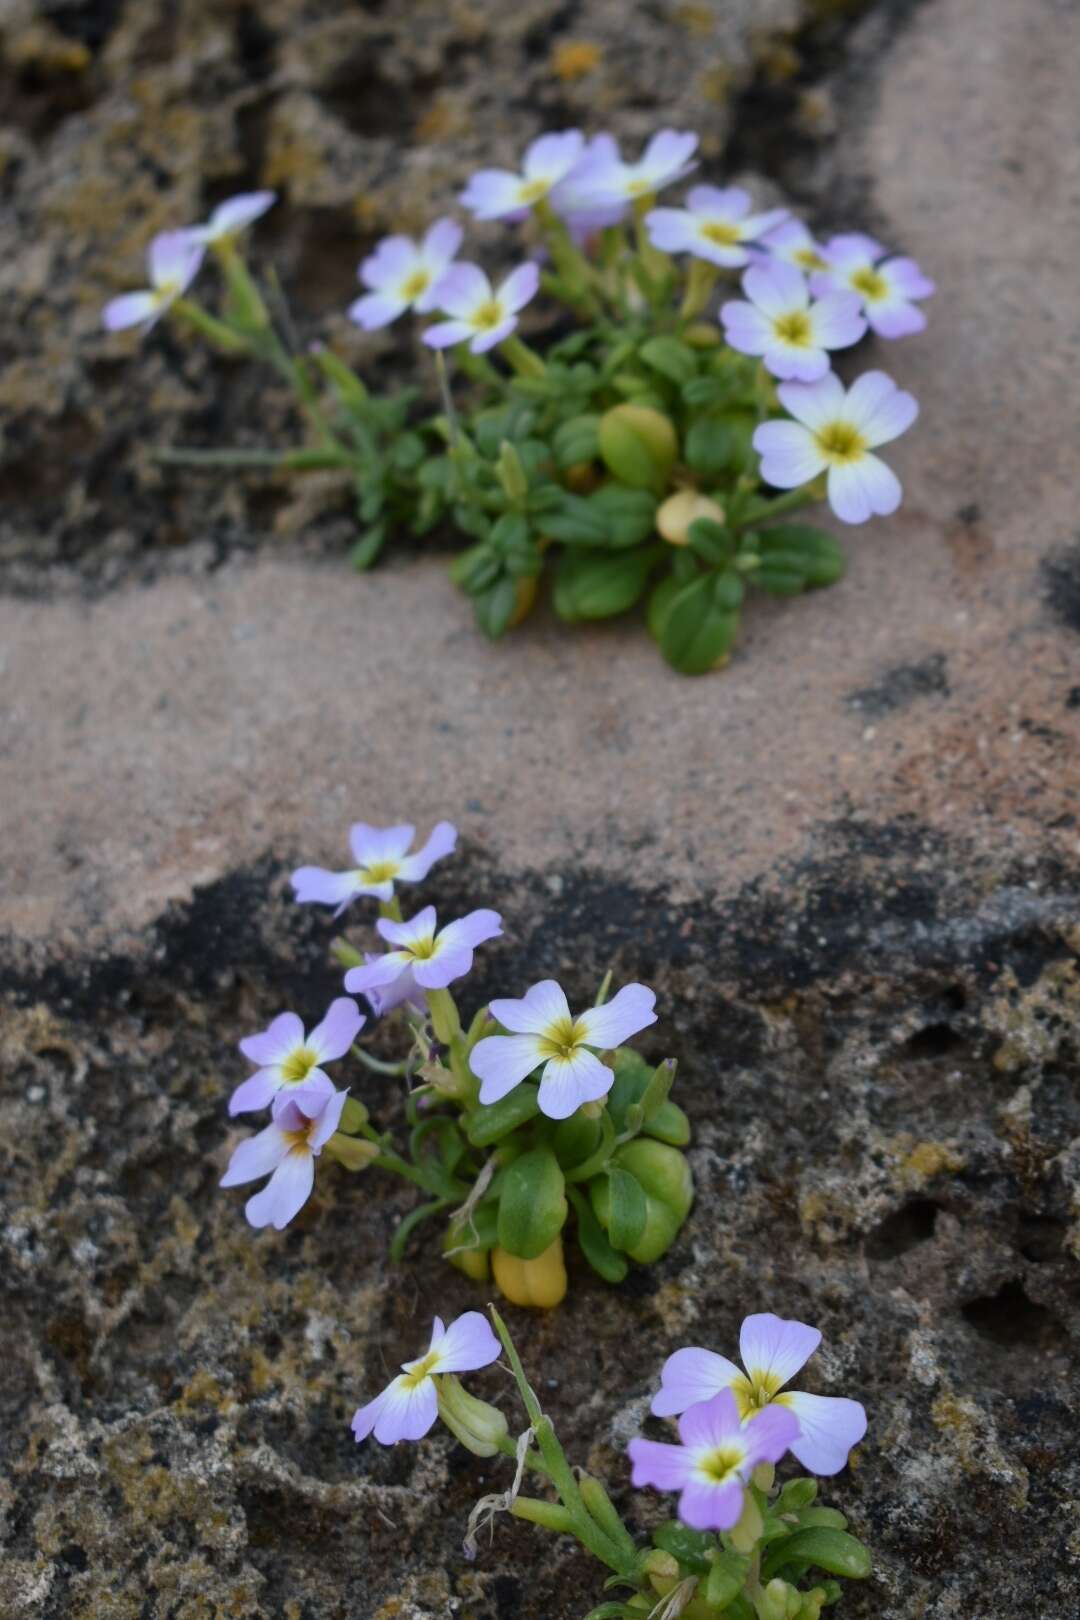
[598,403,678,494]
[757,1578,795,1620]
[338,1096,369,1134]
[322,1132,380,1171]
[657,490,726,546]
[435,1374,508,1457]
[729,1486,764,1553]
[496,440,530,502]
[752,1462,775,1493]
[683,321,723,348]
[492,1236,567,1308]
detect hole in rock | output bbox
[962,1280,1067,1351]
[865,1197,939,1259]
[899,1022,966,1061]
[1017,1214,1066,1263]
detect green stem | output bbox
[153,445,352,471]
[172,298,251,354]
[378,897,404,923]
[499,334,548,379]
[350,1043,411,1078]
[356,1122,464,1196]
[735,480,824,530]
[427,987,462,1045]
[564,1108,616,1183]
[495,1430,554,1482]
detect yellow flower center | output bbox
[408,935,437,961]
[518,177,550,204]
[814,420,867,464]
[795,248,828,271]
[358,859,400,885]
[626,177,652,197]
[282,1126,316,1154]
[730,1368,785,1420]
[536,1015,586,1062]
[401,1350,440,1389]
[401,268,431,300]
[773,309,812,346]
[850,267,888,301]
[698,1445,745,1483]
[473,299,505,330]
[701,221,742,246]
[280,1046,318,1085]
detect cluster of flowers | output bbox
[353,1305,870,1619]
[101,126,932,673]
[219,817,692,1307]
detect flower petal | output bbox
[498,262,540,314]
[344,953,412,993]
[148,229,204,292]
[744,1403,801,1467]
[739,1313,821,1389]
[679,1478,745,1532]
[677,1388,743,1450]
[743,260,808,317]
[644,208,697,254]
[423,319,478,349]
[881,255,935,299]
[348,291,408,330]
[360,235,418,288]
[244,1146,314,1228]
[822,231,885,269]
[537,1048,613,1119]
[761,341,830,383]
[209,191,276,237]
[687,184,749,219]
[776,372,846,431]
[844,371,919,444]
[290,866,360,908]
[240,1011,304,1067]
[524,129,585,182]
[378,905,438,950]
[460,170,528,220]
[353,1373,439,1444]
[437,909,503,952]
[102,291,160,331]
[807,292,867,350]
[471,317,517,353]
[470,1034,545,1104]
[309,1086,350,1149]
[431,1311,501,1373]
[220,1123,289,1186]
[228,1069,281,1115]
[397,821,458,881]
[350,822,415,865]
[779,1391,867,1475]
[753,421,825,488]
[430,262,491,316]
[719,300,773,356]
[307,997,365,1062]
[575,983,657,1050]
[867,298,927,339]
[489,979,571,1035]
[652,1347,744,1417]
[827,454,901,524]
[421,217,464,274]
[411,947,474,990]
[628,1437,695,1491]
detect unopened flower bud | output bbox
[322,1132,380,1171]
[496,440,530,501]
[435,1374,508,1457]
[643,1549,680,1596]
[729,1486,764,1553]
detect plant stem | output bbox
[734,481,823,530]
[350,1043,412,1078]
[564,1108,616,1183]
[153,445,352,471]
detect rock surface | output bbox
[2,1,1080,1618]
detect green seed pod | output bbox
[435,1374,508,1457]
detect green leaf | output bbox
[598,403,678,493]
[391,432,426,472]
[703,1550,751,1609]
[686,517,736,569]
[552,413,601,469]
[757,524,847,587]
[776,1478,818,1513]
[389,1198,449,1263]
[551,1111,602,1170]
[496,1147,568,1259]
[587,484,658,548]
[647,575,681,642]
[604,1166,648,1252]
[466,1084,541,1147]
[639,335,698,385]
[652,1521,715,1575]
[795,1507,848,1531]
[349,523,386,570]
[659,573,741,674]
[761,1528,871,1583]
[445,1199,499,1253]
[751,563,807,596]
[553,545,661,622]
[473,575,519,639]
[448,542,500,592]
[683,416,735,478]
[643,1098,691,1147]
[567,1186,628,1283]
[537,492,609,545]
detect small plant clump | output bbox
[218,817,693,1308]
[103,130,933,673]
[351,1304,871,1620]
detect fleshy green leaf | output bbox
[604,1166,648,1252]
[349,523,386,570]
[553,545,661,622]
[659,573,741,674]
[466,1085,541,1147]
[496,1147,568,1259]
[639,335,699,385]
[761,1528,871,1583]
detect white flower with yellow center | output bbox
[645,185,788,268]
[651,1312,868,1476]
[721,261,867,382]
[348,219,464,330]
[291,820,458,916]
[101,230,205,333]
[810,232,935,339]
[422,262,540,355]
[753,369,918,525]
[351,1312,501,1444]
[229,997,363,1115]
[757,217,831,274]
[188,191,276,246]
[469,978,657,1119]
[460,131,586,220]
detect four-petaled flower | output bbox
[422,263,540,354]
[187,191,277,246]
[547,132,630,232]
[572,129,699,206]
[220,1085,349,1229]
[651,1312,868,1476]
[756,217,830,274]
[645,186,788,268]
[810,233,935,339]
[460,131,585,221]
[344,905,502,996]
[720,262,866,382]
[348,219,464,331]
[102,230,205,332]
[753,370,918,525]
[629,1387,798,1531]
[351,1312,501,1444]
[229,997,363,1115]
[291,821,458,915]
[469,979,657,1119]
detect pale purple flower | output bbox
[101,230,205,332]
[229,997,364,1116]
[220,1085,349,1230]
[348,219,463,330]
[188,191,276,245]
[651,1312,868,1477]
[469,979,656,1120]
[360,953,427,1018]
[423,263,540,354]
[548,133,629,232]
[351,1312,501,1445]
[460,131,585,221]
[753,369,918,525]
[756,217,830,274]
[344,905,502,996]
[568,129,699,207]
[290,821,458,916]
[645,186,788,268]
[810,233,935,338]
[629,1387,798,1531]
[721,262,866,382]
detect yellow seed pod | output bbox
[491,1236,568,1308]
[656,489,726,546]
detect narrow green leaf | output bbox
[761,1528,871,1583]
